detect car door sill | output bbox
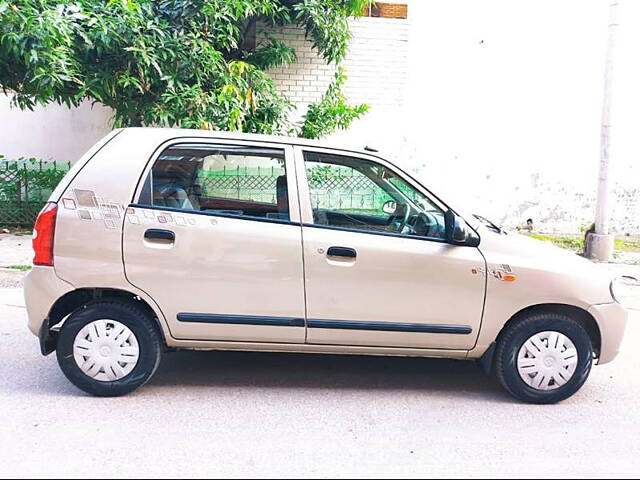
[165,337,470,358]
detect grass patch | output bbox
[527,234,584,252]
[3,265,31,271]
[615,238,640,252]
[526,234,640,254]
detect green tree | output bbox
[0,0,369,137]
[300,68,369,139]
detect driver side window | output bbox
[303,151,446,240]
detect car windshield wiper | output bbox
[473,214,505,234]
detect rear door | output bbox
[123,139,306,343]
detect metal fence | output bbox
[0,160,71,226]
[200,168,392,214]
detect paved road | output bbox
[0,288,639,478]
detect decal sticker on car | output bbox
[125,207,197,228]
[61,189,124,230]
[472,264,517,282]
[490,264,517,282]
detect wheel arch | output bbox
[479,302,602,375]
[497,303,601,357]
[42,288,167,355]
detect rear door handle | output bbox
[144,229,175,242]
[327,246,357,258]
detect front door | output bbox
[296,148,486,350]
[123,140,306,344]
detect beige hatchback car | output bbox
[25,128,628,403]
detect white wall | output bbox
[333,0,639,234]
[265,15,409,131]
[0,94,112,163]
[400,0,635,234]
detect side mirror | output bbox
[445,210,478,246]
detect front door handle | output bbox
[144,229,175,242]
[327,246,357,258]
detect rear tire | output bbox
[56,301,162,397]
[494,312,593,404]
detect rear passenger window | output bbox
[140,144,290,221]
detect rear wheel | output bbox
[494,312,593,404]
[56,301,162,397]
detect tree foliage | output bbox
[300,68,368,139]
[0,0,370,137]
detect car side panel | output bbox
[24,266,74,336]
[52,129,171,289]
[467,232,615,359]
[48,130,178,337]
[123,208,307,343]
[301,226,487,349]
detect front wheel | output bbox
[56,301,163,397]
[494,312,594,404]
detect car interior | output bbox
[304,152,446,239]
[148,145,290,221]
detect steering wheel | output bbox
[386,202,412,234]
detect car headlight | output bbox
[610,275,640,305]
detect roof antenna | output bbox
[364,145,378,152]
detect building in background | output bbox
[0,0,637,234]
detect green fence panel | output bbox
[0,159,70,227]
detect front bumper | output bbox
[588,302,628,364]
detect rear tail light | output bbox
[33,202,57,266]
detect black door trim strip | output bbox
[177,313,305,327]
[177,314,471,334]
[307,319,472,334]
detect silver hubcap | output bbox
[517,331,578,391]
[73,320,140,382]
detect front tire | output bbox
[494,312,593,404]
[56,301,162,397]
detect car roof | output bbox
[118,127,376,156]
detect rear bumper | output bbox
[588,302,628,364]
[24,266,73,337]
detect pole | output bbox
[588,1,619,260]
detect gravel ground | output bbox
[0,287,639,478]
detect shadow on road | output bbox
[2,302,510,402]
[149,349,509,401]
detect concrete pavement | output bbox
[1,287,639,478]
